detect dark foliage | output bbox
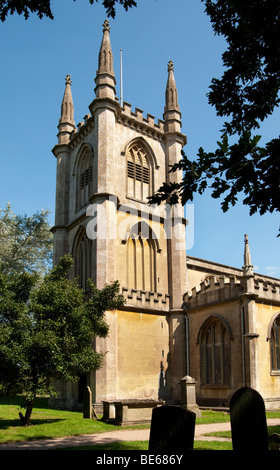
[150,0,280,234]
[0,0,137,21]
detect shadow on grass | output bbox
[60,441,149,451]
[0,416,64,425]
[59,440,234,451]
[0,417,65,431]
[0,397,66,433]
[0,395,49,408]
[0,395,67,431]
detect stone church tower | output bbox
[51,20,188,410]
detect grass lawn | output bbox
[60,440,234,451]
[60,440,234,450]
[0,396,122,444]
[0,395,279,451]
[203,425,280,440]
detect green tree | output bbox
[150,0,280,233]
[0,203,53,275]
[0,255,125,425]
[0,0,137,21]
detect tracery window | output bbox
[75,146,93,211]
[127,142,151,201]
[269,314,280,372]
[74,228,92,292]
[126,222,157,292]
[198,316,231,386]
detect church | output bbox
[51,20,280,411]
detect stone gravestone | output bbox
[148,405,196,452]
[83,386,92,419]
[230,387,268,451]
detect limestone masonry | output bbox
[50,21,280,411]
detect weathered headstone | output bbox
[230,387,268,451]
[148,405,196,452]
[83,386,92,419]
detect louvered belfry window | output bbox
[80,166,93,191]
[76,147,93,211]
[127,143,151,200]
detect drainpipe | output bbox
[183,295,190,376]
[241,306,246,386]
[185,312,190,376]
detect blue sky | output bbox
[0,0,279,277]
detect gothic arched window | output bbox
[73,228,92,292]
[75,146,94,211]
[127,142,152,201]
[198,316,232,386]
[126,222,157,292]
[268,313,280,372]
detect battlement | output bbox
[118,101,165,140]
[184,275,241,309]
[184,273,280,310]
[68,98,166,149]
[122,287,170,311]
[254,277,280,303]
[69,113,94,149]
